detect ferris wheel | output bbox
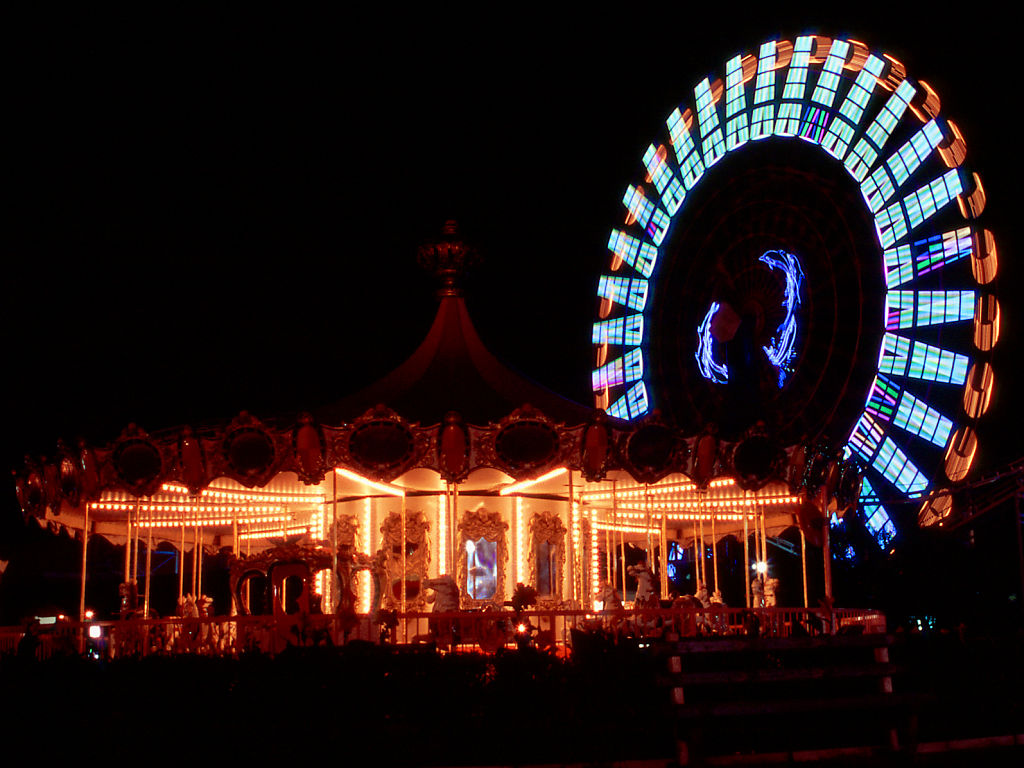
[592,34,999,545]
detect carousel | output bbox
[11,30,998,654]
[10,221,858,654]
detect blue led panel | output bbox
[883,244,914,288]
[886,290,975,329]
[607,229,658,277]
[849,412,884,460]
[667,107,706,189]
[915,227,973,277]
[860,478,897,547]
[903,169,963,232]
[592,348,643,392]
[809,40,848,108]
[906,339,970,384]
[886,119,944,188]
[884,227,974,287]
[821,54,885,159]
[878,333,969,384]
[694,78,726,167]
[891,390,954,447]
[621,186,671,246]
[642,144,686,215]
[844,79,916,181]
[592,314,644,346]
[598,275,649,312]
[865,375,900,421]
[865,375,955,447]
[915,291,976,326]
[724,55,750,152]
[875,201,908,249]
[607,381,649,420]
[750,41,778,139]
[776,36,813,136]
[873,437,929,495]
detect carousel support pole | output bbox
[660,507,668,598]
[196,524,203,598]
[232,512,239,617]
[133,502,141,587]
[143,523,153,619]
[453,484,460,578]
[79,503,90,654]
[801,528,809,609]
[401,492,407,642]
[568,471,577,605]
[698,498,707,586]
[604,516,611,587]
[331,471,338,616]
[610,479,618,591]
[743,499,751,609]
[759,504,768,574]
[823,516,833,603]
[692,518,699,593]
[711,507,719,597]
[178,522,185,602]
[124,501,133,584]
[620,516,628,605]
[644,485,652,569]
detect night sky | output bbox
[5,10,1021,520]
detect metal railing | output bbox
[0,606,884,660]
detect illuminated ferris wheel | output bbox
[593,35,999,545]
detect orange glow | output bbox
[809,35,833,65]
[937,119,967,168]
[944,426,977,483]
[880,54,907,92]
[773,40,794,72]
[963,362,994,419]
[845,40,870,72]
[957,172,986,219]
[909,80,941,123]
[334,467,405,497]
[971,230,998,284]
[499,467,568,496]
[644,145,669,184]
[973,295,1000,351]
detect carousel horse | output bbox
[628,562,656,604]
[695,581,711,608]
[751,578,764,609]
[596,580,623,610]
[422,575,462,648]
[671,594,702,637]
[596,581,625,635]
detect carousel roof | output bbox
[314,255,592,427]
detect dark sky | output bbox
[5,10,1020,485]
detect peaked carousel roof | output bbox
[13,222,857,538]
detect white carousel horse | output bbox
[628,562,656,604]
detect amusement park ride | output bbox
[8,32,1000,656]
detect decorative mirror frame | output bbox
[378,510,431,611]
[457,507,508,608]
[528,510,566,607]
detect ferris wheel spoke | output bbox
[865,374,956,448]
[878,332,970,385]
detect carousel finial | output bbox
[416,220,480,297]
